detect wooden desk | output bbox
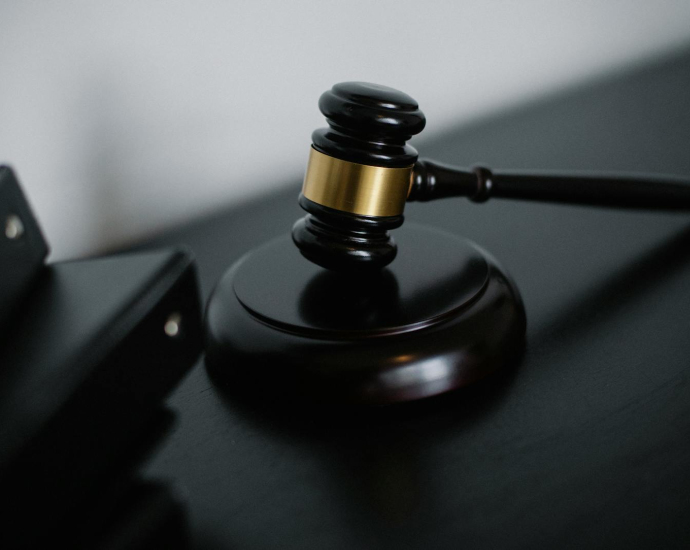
[139,50,690,549]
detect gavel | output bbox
[293,82,690,271]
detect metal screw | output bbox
[164,312,182,338]
[5,215,24,240]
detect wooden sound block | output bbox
[205,224,526,404]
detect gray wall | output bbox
[2,1,690,260]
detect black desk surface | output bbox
[138,50,690,549]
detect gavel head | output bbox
[292,82,426,271]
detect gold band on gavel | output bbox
[301,147,413,217]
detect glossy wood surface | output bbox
[136,50,690,549]
[313,82,425,168]
[292,195,404,271]
[411,158,690,208]
[206,225,525,404]
[295,82,427,271]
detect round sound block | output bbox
[205,224,526,405]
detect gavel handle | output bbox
[409,158,690,210]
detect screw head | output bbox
[164,312,182,338]
[5,215,24,240]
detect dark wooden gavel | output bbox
[293,82,690,271]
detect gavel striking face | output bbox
[292,82,426,272]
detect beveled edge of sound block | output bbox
[205,225,526,405]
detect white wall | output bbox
[2,1,690,260]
